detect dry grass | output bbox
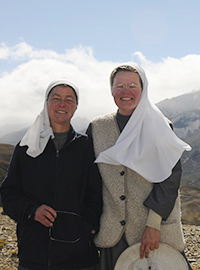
[0,239,6,250]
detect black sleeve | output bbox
[81,132,103,239]
[143,159,182,221]
[86,123,92,137]
[0,145,39,223]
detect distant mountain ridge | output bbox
[0,127,28,146]
[156,90,200,118]
[157,90,200,188]
[157,90,200,138]
[0,117,89,146]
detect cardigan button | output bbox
[120,171,125,176]
[120,195,126,201]
[120,220,126,226]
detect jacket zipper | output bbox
[47,134,78,269]
[48,148,60,270]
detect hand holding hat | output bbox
[114,243,188,270]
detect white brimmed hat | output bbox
[114,242,188,270]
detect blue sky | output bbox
[0,0,200,131]
[1,0,200,63]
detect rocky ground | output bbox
[0,209,18,270]
[0,208,200,270]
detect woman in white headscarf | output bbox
[1,79,102,270]
[86,64,192,270]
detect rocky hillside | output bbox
[181,130,200,188]
[181,184,200,226]
[0,144,14,207]
[0,209,200,270]
[0,144,14,185]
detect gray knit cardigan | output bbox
[91,112,185,252]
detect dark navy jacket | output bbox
[0,126,102,270]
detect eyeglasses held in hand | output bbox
[49,210,82,243]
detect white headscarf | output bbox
[95,63,191,183]
[20,78,79,158]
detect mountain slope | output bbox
[157,90,200,188]
[156,90,200,119]
[0,128,28,146]
[181,184,200,225]
[0,144,14,184]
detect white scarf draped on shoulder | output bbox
[20,79,79,158]
[95,63,191,183]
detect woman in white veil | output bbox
[87,63,192,270]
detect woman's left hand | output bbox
[140,226,160,259]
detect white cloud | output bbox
[133,52,200,103]
[0,42,200,132]
[0,43,10,59]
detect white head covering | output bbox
[95,63,191,183]
[20,78,79,158]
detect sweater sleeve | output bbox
[146,209,162,230]
[0,144,40,223]
[144,159,182,220]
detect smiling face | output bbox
[112,71,142,115]
[47,85,77,132]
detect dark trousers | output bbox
[99,235,192,270]
[18,265,99,270]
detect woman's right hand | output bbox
[140,226,160,259]
[34,205,57,227]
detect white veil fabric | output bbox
[95,63,191,183]
[20,79,79,158]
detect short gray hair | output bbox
[110,65,143,89]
